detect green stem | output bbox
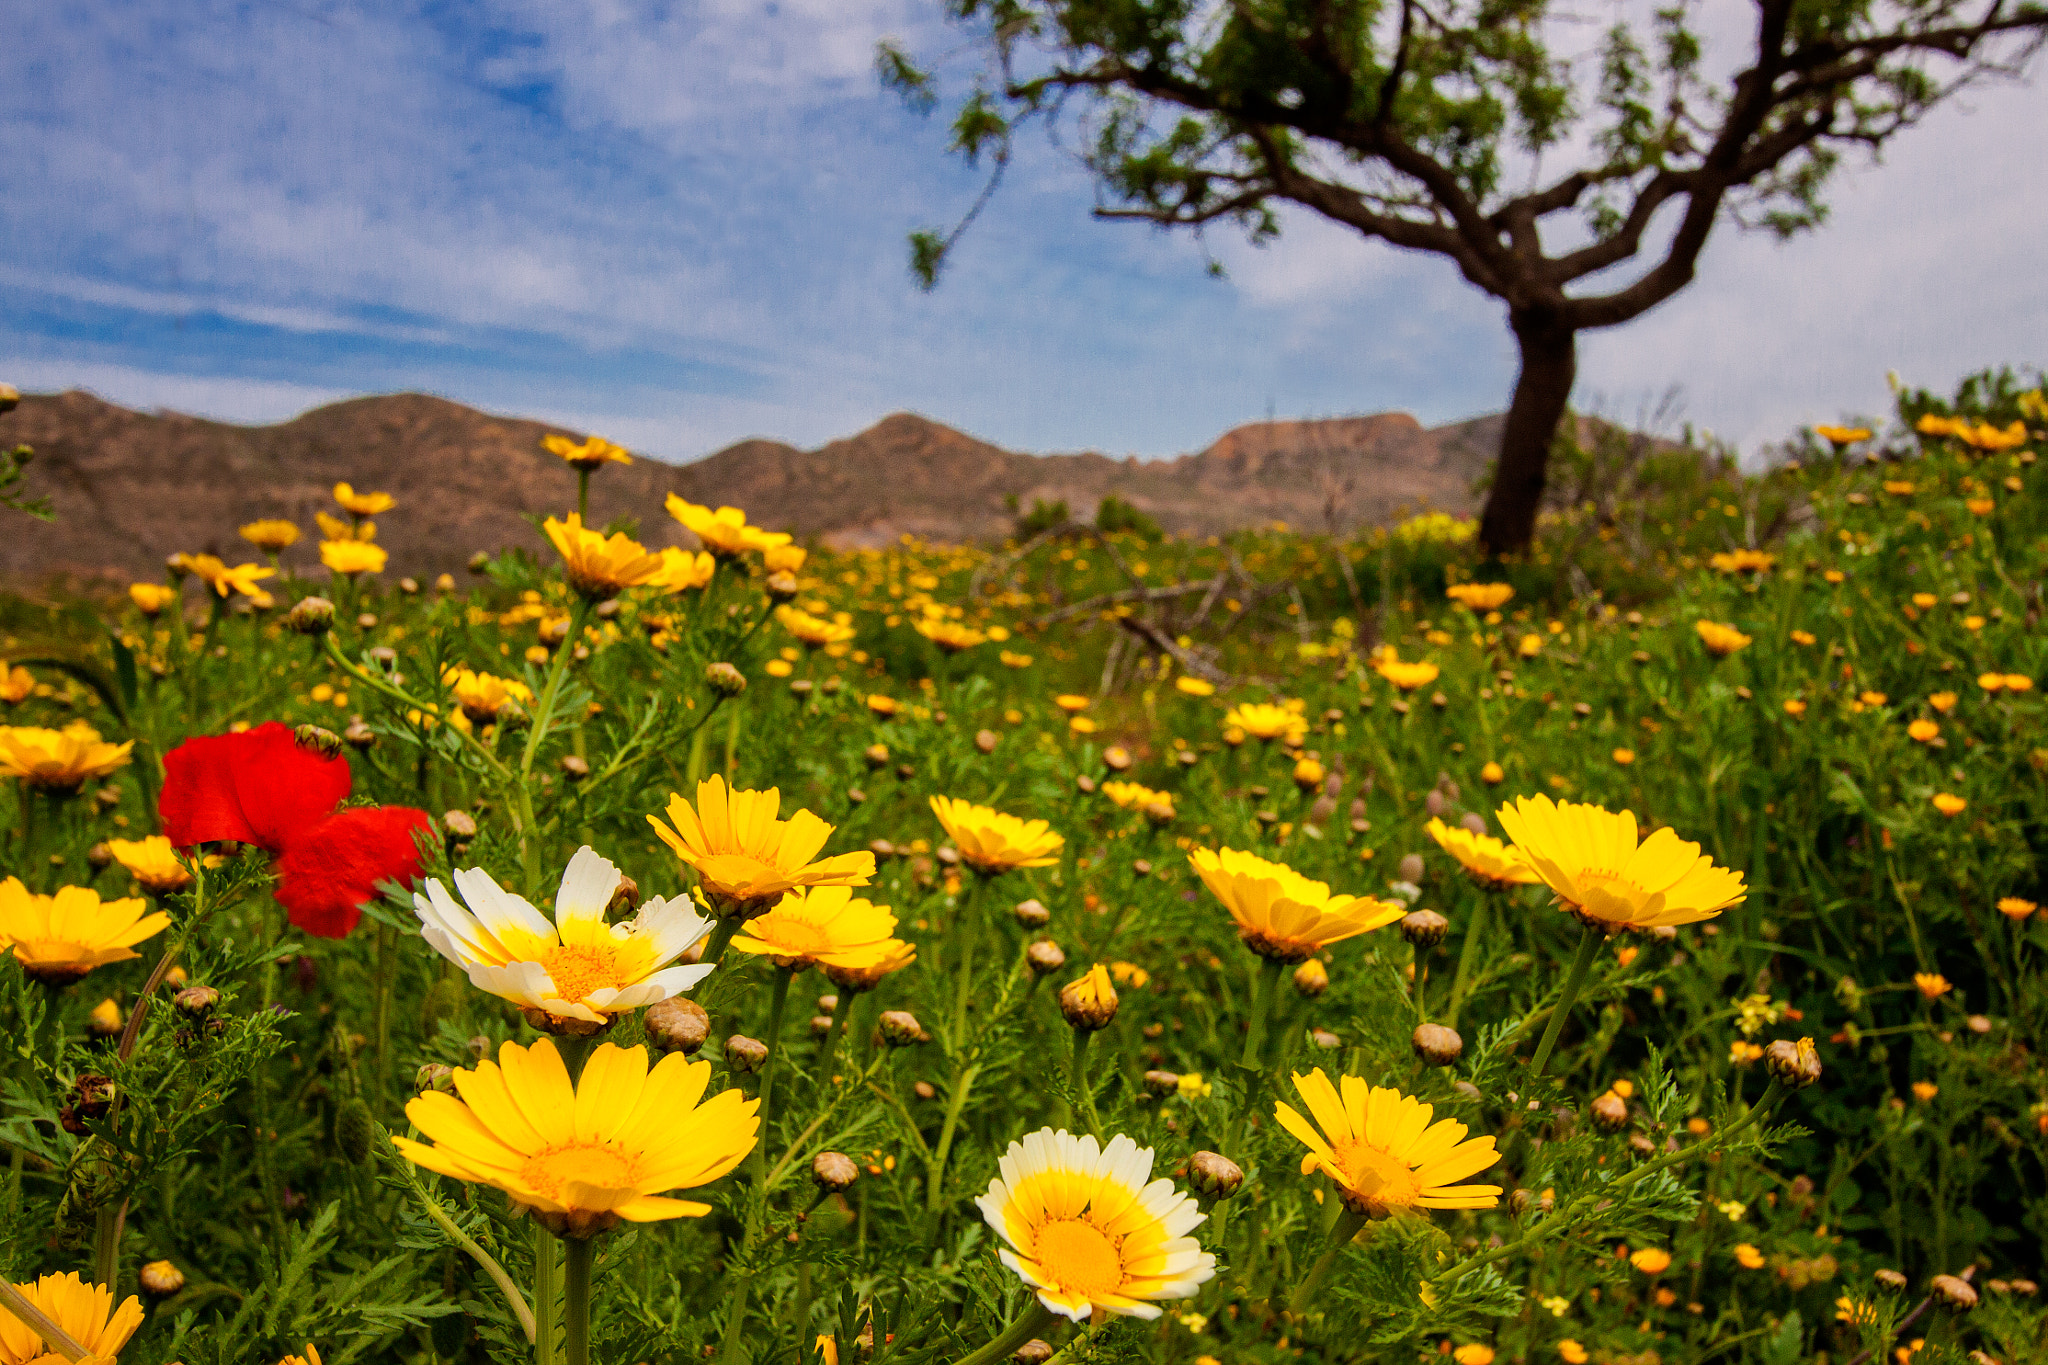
[948,876,984,1046]
[1222,956,1287,1155]
[576,469,590,523]
[749,968,796,1184]
[562,1237,595,1365]
[700,917,743,972]
[1444,891,1489,1029]
[815,991,855,1089]
[1527,925,1603,1083]
[951,1302,1059,1365]
[386,1140,536,1343]
[373,920,398,1111]
[521,597,594,781]
[924,1060,984,1214]
[1067,1029,1101,1138]
[91,1202,124,1293]
[1290,1208,1369,1315]
[533,1225,561,1365]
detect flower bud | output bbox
[139,1260,185,1297]
[864,744,890,769]
[1059,965,1118,1031]
[705,662,747,697]
[285,595,336,636]
[559,754,591,781]
[1292,958,1329,997]
[294,724,343,758]
[333,1098,376,1164]
[1293,758,1325,792]
[1013,898,1050,928]
[879,1010,929,1047]
[1186,1151,1243,1201]
[467,550,491,574]
[645,998,711,1055]
[0,383,17,413]
[1102,745,1132,772]
[1460,812,1487,835]
[1764,1036,1823,1089]
[975,729,999,754]
[812,1151,860,1193]
[724,1034,769,1073]
[1425,790,1448,817]
[88,998,123,1037]
[1311,1028,1342,1049]
[416,1063,456,1093]
[765,571,800,602]
[1591,1091,1629,1129]
[1931,1274,1978,1310]
[441,808,478,842]
[1400,909,1449,950]
[174,984,221,1018]
[1013,1343,1054,1365]
[87,841,114,869]
[1025,940,1067,976]
[1874,1268,1908,1290]
[1142,1070,1181,1098]
[1398,852,1426,883]
[343,720,377,750]
[1412,1023,1464,1067]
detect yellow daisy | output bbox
[1187,847,1403,962]
[128,583,179,616]
[542,515,663,597]
[0,1272,144,1364]
[1497,794,1746,930]
[1694,620,1752,656]
[915,618,987,653]
[333,482,394,516]
[0,877,171,986]
[929,795,1064,874]
[1445,582,1514,611]
[1100,781,1173,815]
[1222,702,1306,744]
[650,547,716,594]
[650,776,874,913]
[0,722,134,794]
[413,847,714,1028]
[392,1038,758,1238]
[776,606,856,648]
[1274,1069,1502,1217]
[443,667,534,724]
[107,835,216,895]
[728,885,906,971]
[1425,818,1538,890]
[238,519,302,552]
[975,1128,1216,1321]
[1375,658,1441,691]
[664,497,792,559]
[177,553,274,599]
[542,433,633,468]
[320,539,389,577]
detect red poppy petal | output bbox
[161,730,260,848]
[161,722,352,855]
[274,806,432,938]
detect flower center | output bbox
[517,1143,644,1207]
[1333,1138,1420,1209]
[1034,1217,1125,1298]
[540,944,633,1003]
[758,917,831,955]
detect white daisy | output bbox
[976,1127,1217,1321]
[413,846,714,1026]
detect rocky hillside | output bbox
[0,390,1506,584]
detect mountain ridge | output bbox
[0,389,1503,583]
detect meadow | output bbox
[0,371,2044,1365]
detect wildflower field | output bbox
[1,371,2046,1365]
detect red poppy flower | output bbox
[161,722,430,937]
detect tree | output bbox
[880,0,2048,554]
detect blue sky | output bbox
[3,1,2044,464]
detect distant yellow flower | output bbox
[1174,676,1215,697]
[0,1271,144,1364]
[1109,961,1150,988]
[1479,761,1505,784]
[763,543,807,574]
[320,539,389,577]
[1558,1341,1588,1364]
[1446,582,1514,611]
[1275,1069,1501,1217]
[315,510,372,542]
[1789,630,1816,645]
[1177,1072,1211,1100]
[1426,818,1536,890]
[1931,793,1966,817]
[333,482,394,516]
[1907,719,1939,742]
[1452,1347,1495,1365]
[0,877,171,985]
[238,519,302,553]
[108,835,214,894]
[1910,1080,1938,1102]
[650,547,716,593]
[729,885,906,971]
[0,666,31,705]
[393,1037,758,1238]
[1189,847,1402,961]
[1967,497,1996,515]
[2001,673,2034,692]
[999,650,1034,668]
[1518,634,1544,658]
[543,515,661,597]
[866,694,898,718]
[128,582,179,616]
[1958,418,2027,451]
[1883,480,1915,496]
[975,1128,1216,1321]
[1054,694,1091,713]
[776,606,854,647]
[1977,671,2007,693]
[1375,657,1440,691]
[1815,424,1871,446]
[1497,794,1746,930]
[1612,747,1635,765]
[1823,569,1845,584]
[1695,620,1751,656]
[916,618,987,653]
[1913,972,1951,999]
[1859,690,1888,707]
[444,667,533,724]
[1836,1296,1879,1325]
[665,496,792,559]
[1223,702,1306,744]
[930,795,1064,874]
[1997,896,2038,921]
[1783,699,1807,717]
[1709,549,1775,574]
[180,553,275,599]
[1101,780,1173,815]
[650,775,874,913]
[0,722,134,793]
[542,433,633,468]
[1733,1243,1765,1269]
[1630,1248,1672,1274]
[1928,691,1958,713]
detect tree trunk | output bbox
[1478,311,1577,558]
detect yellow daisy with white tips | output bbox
[392,1037,757,1239]
[976,1128,1216,1321]
[412,847,714,1028]
[1275,1069,1502,1218]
